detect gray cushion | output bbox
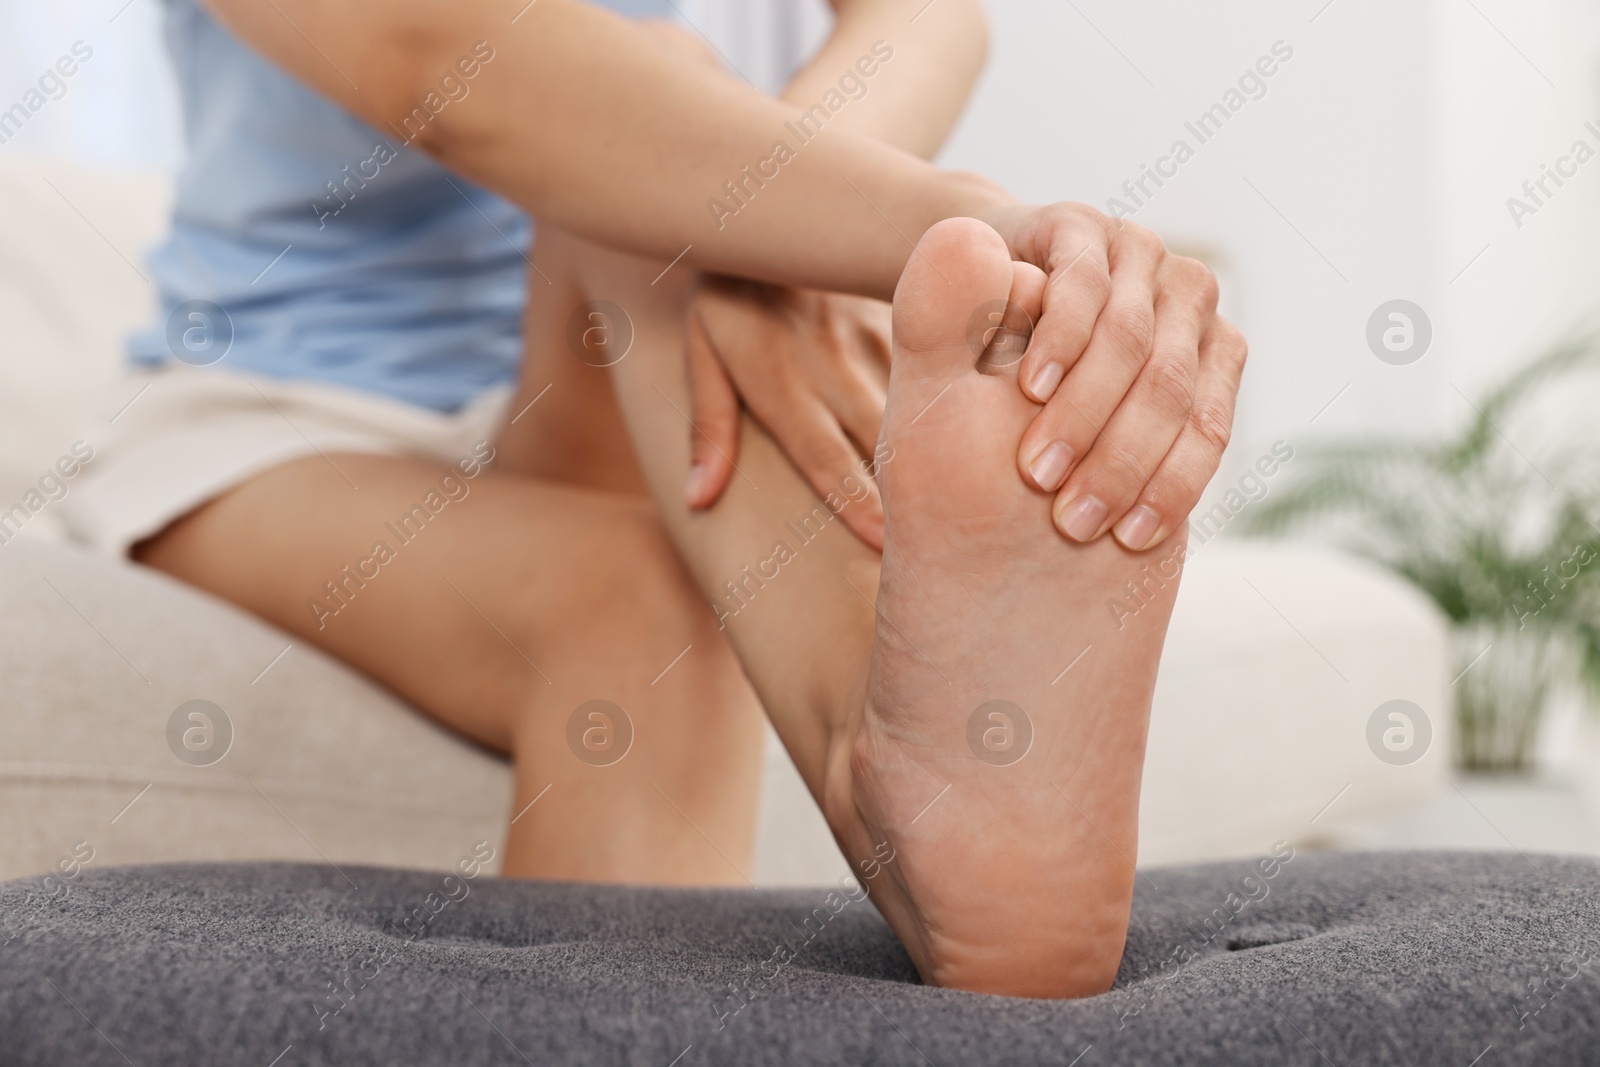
[1,851,1595,1065]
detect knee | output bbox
[502,501,751,753]
[539,500,721,650]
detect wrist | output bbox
[933,169,1017,225]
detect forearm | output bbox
[780,0,988,158]
[198,0,1008,300]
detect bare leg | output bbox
[517,223,882,803]
[531,218,1185,996]
[135,267,767,886]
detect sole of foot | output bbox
[822,217,1189,999]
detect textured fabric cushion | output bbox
[2,851,1594,1066]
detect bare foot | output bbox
[823,218,1188,998]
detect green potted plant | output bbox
[1238,334,1600,772]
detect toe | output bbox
[892,218,1015,378]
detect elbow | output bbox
[383,38,504,171]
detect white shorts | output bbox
[62,365,512,556]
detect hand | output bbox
[979,202,1247,551]
[683,277,892,549]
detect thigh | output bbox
[136,451,704,753]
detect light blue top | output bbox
[132,0,671,412]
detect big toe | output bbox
[892,217,1015,375]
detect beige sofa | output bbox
[0,155,1455,885]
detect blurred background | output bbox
[3,0,1599,879]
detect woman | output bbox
[65,0,1245,998]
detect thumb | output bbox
[684,310,740,509]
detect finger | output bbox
[1110,316,1247,551]
[684,309,740,509]
[811,299,888,456]
[858,300,893,375]
[860,326,891,393]
[1052,260,1209,543]
[1015,219,1112,403]
[828,359,889,462]
[748,390,885,550]
[977,261,1047,380]
[998,260,1049,361]
[1007,261,1049,336]
[1017,224,1165,497]
[854,315,892,393]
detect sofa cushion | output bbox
[1,535,1453,889]
[0,539,513,882]
[1,851,1592,1065]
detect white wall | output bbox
[1432,0,1600,449]
[941,1,1429,472]
[0,0,179,168]
[938,0,1600,490]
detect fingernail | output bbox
[1027,361,1064,401]
[1026,441,1074,491]
[1113,505,1161,551]
[684,462,709,506]
[1057,494,1109,542]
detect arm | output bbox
[200,0,1242,556]
[778,0,988,158]
[682,0,991,538]
[198,0,1006,299]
